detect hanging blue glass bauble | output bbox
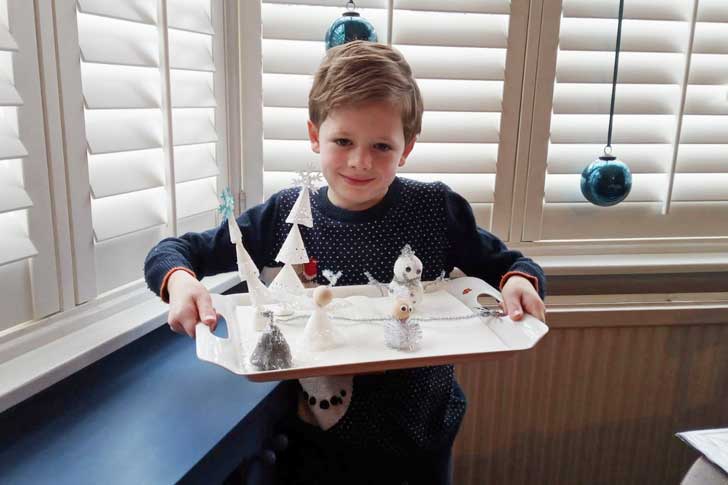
[325,11,377,50]
[580,155,632,207]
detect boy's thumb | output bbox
[505,296,523,320]
[196,294,217,325]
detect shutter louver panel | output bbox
[261,2,515,229]
[0,211,37,266]
[392,3,511,227]
[168,0,221,230]
[535,0,728,240]
[77,3,168,244]
[1,0,59,324]
[0,9,34,268]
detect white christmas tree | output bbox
[218,189,270,307]
[272,170,321,292]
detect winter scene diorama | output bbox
[196,173,548,381]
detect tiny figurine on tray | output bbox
[384,298,422,352]
[389,244,424,307]
[250,311,293,370]
[299,286,343,352]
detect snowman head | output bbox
[393,244,423,282]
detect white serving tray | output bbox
[196,277,548,382]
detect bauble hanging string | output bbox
[580,0,633,207]
[324,0,378,50]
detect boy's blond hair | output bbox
[309,41,423,144]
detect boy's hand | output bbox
[500,275,546,323]
[166,270,218,338]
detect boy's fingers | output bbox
[195,292,217,326]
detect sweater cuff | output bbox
[160,267,197,303]
[499,271,540,295]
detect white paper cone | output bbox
[285,187,313,228]
[236,242,260,281]
[247,275,272,307]
[276,224,309,264]
[228,215,242,244]
[269,263,305,294]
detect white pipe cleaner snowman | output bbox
[388,244,424,308]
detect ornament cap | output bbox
[599,155,617,162]
[342,11,360,17]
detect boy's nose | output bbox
[348,148,372,170]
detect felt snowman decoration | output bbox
[384,298,422,351]
[388,244,424,308]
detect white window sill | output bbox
[0,273,239,414]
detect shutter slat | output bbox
[397,45,506,80]
[91,187,167,241]
[676,145,728,173]
[542,202,728,240]
[554,84,679,114]
[264,0,386,7]
[78,13,158,67]
[395,0,510,15]
[694,22,728,55]
[685,85,728,115]
[176,177,218,219]
[560,18,687,53]
[0,132,28,161]
[172,108,217,146]
[77,0,156,25]
[0,23,17,52]
[680,115,728,144]
[168,0,214,35]
[171,70,215,107]
[88,149,165,198]
[262,4,387,43]
[263,39,325,75]
[0,80,21,106]
[393,11,508,48]
[81,63,160,109]
[175,143,218,183]
[169,30,214,71]
[0,212,37,266]
[85,109,163,154]
[550,114,674,144]
[0,182,32,214]
[557,51,683,84]
[563,0,689,21]
[698,0,728,22]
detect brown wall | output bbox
[452,303,728,485]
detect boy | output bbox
[145,41,545,484]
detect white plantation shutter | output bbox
[0,0,59,329]
[74,0,226,294]
[524,0,728,241]
[259,0,527,235]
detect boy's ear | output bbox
[398,137,416,167]
[307,120,320,153]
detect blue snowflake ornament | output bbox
[217,188,235,219]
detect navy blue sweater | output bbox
[144,177,545,455]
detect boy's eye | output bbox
[416,269,421,274]
[405,266,411,272]
[374,143,391,152]
[400,305,407,312]
[334,138,352,147]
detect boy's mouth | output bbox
[340,174,375,186]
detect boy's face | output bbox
[307,101,415,211]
